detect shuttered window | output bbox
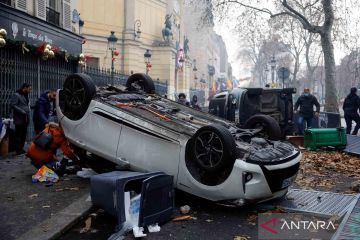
[15,0,27,12]
[35,0,47,20]
[62,0,71,31]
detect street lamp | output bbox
[144,49,152,75]
[264,64,269,85]
[107,31,118,85]
[134,19,142,40]
[270,55,276,84]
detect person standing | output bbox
[343,87,360,135]
[10,83,32,155]
[190,95,201,111]
[33,89,57,134]
[294,88,320,135]
[177,93,189,106]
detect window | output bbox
[86,58,100,69]
[46,0,59,26]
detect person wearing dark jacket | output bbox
[343,87,360,135]
[294,88,320,135]
[10,83,32,155]
[191,95,201,111]
[33,90,57,134]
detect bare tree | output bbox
[209,0,339,112]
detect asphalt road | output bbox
[60,190,259,240]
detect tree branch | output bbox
[282,0,322,34]
[216,0,273,16]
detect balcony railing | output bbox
[0,0,12,6]
[46,7,60,26]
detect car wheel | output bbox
[244,114,282,141]
[63,73,96,120]
[126,73,155,94]
[191,124,236,173]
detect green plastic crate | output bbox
[304,128,347,150]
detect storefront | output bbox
[0,3,83,137]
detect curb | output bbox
[16,193,93,240]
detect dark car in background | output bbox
[209,88,296,140]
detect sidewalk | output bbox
[0,154,91,240]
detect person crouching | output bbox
[27,123,79,173]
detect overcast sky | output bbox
[213,1,356,79]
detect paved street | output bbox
[60,149,360,240]
[0,154,90,240]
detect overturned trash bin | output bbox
[90,171,174,230]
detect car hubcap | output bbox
[64,78,85,107]
[195,131,224,168]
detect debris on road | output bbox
[205,219,213,222]
[80,217,92,233]
[180,205,190,214]
[132,226,147,238]
[28,193,39,199]
[172,215,195,222]
[148,223,161,233]
[31,165,59,183]
[234,235,249,240]
[42,205,50,208]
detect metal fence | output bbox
[0,45,77,140]
[0,46,169,142]
[83,66,169,96]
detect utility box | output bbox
[90,171,174,229]
[304,128,347,150]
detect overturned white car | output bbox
[56,73,301,204]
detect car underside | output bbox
[56,73,301,203]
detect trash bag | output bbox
[32,165,59,183]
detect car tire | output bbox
[63,73,96,120]
[126,73,156,94]
[244,114,282,141]
[190,124,236,173]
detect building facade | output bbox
[76,0,194,99]
[0,0,82,136]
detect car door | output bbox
[116,120,181,177]
[72,108,122,162]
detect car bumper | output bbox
[178,151,301,202]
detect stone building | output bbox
[76,0,193,99]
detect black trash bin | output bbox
[90,171,174,229]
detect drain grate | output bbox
[262,189,357,217]
[332,195,360,240]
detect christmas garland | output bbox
[0,28,85,64]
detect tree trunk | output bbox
[320,32,338,112]
[292,54,300,88]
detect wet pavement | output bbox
[0,154,89,240]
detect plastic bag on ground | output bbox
[76,168,97,178]
[32,165,59,183]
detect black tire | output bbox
[126,73,155,94]
[63,73,96,120]
[244,114,282,141]
[190,124,236,173]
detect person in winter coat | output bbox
[10,83,32,155]
[33,90,57,134]
[26,123,79,170]
[294,88,320,135]
[191,95,201,111]
[178,93,190,106]
[343,87,360,135]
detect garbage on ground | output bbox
[32,165,59,183]
[76,168,97,178]
[147,223,161,233]
[132,226,147,238]
[80,217,92,234]
[172,215,195,221]
[28,193,39,199]
[180,205,190,214]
